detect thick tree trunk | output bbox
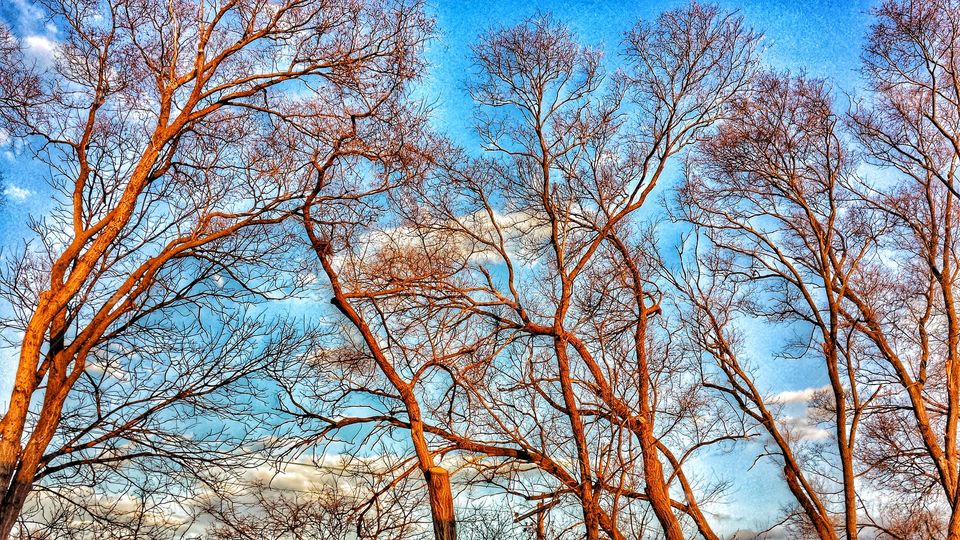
[426,466,456,540]
[553,338,601,540]
[0,474,32,540]
[535,508,546,540]
[639,449,685,540]
[0,348,76,540]
[948,509,960,540]
[634,299,685,540]
[635,412,685,540]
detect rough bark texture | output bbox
[427,467,456,540]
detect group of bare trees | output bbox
[2,0,960,538]
[0,0,428,536]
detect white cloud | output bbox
[85,359,129,381]
[780,415,832,441]
[769,385,829,405]
[23,34,57,64]
[763,386,835,441]
[4,184,31,201]
[360,208,550,271]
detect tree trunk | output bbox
[0,474,32,540]
[535,507,546,540]
[638,436,685,540]
[426,466,456,540]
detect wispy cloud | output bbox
[4,184,31,201]
[769,385,830,406]
[23,34,57,64]
[779,415,831,441]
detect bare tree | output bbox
[840,0,960,536]
[343,5,759,539]
[13,487,189,540]
[673,1,960,535]
[297,129,464,540]
[11,314,318,539]
[673,72,877,539]
[0,0,429,536]
[14,1,960,539]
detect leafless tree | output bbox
[296,136,466,540]
[12,490,188,540]
[673,1,960,536]
[13,0,960,539]
[0,0,430,536]
[673,72,878,539]
[843,0,960,537]
[329,4,759,539]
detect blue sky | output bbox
[0,0,879,535]
[0,0,878,261]
[0,0,876,232]
[423,0,874,139]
